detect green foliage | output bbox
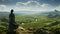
[0,13,60,34]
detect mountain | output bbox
[0,10,60,15]
[47,10,60,18]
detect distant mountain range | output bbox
[0,10,60,15]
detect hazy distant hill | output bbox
[47,10,60,18]
[0,10,60,16]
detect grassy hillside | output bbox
[0,11,60,34]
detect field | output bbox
[0,11,60,34]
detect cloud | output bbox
[0,5,6,11]
[15,0,54,11]
[16,0,40,7]
[13,0,41,11]
[0,5,12,11]
[0,0,60,12]
[55,5,60,11]
[40,4,54,11]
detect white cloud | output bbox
[0,0,60,12]
[16,0,40,8]
[0,5,12,11]
[13,0,41,11]
[55,5,60,11]
[15,0,54,11]
[40,4,54,11]
[0,5,7,11]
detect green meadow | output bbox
[0,11,60,34]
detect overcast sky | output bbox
[0,0,60,12]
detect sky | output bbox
[0,0,60,12]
